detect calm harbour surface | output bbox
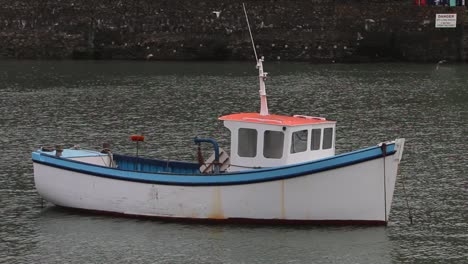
[0,61,466,264]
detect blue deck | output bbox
[113,154,200,174]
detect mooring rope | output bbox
[381,143,388,223]
[400,167,414,225]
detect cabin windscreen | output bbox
[264,131,284,159]
[291,130,308,153]
[238,128,257,157]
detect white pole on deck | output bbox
[242,3,269,116]
[257,58,269,116]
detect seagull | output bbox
[435,60,447,70]
[212,11,221,18]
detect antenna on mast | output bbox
[243,3,258,62]
[242,3,269,116]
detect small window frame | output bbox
[291,129,308,154]
[238,128,258,157]
[311,128,322,151]
[263,130,284,159]
[323,127,333,150]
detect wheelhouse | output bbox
[219,113,336,171]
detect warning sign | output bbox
[435,14,457,28]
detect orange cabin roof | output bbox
[219,113,335,127]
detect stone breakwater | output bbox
[0,0,466,62]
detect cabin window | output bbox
[264,131,284,159]
[238,128,257,157]
[323,128,333,149]
[311,129,321,150]
[291,130,308,153]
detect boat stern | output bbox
[32,148,112,167]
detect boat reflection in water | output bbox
[32,206,393,263]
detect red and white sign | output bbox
[435,14,457,28]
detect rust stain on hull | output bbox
[281,180,286,219]
[209,187,225,219]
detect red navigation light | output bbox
[130,135,145,142]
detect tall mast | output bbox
[257,58,269,116]
[243,3,269,116]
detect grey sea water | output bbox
[0,61,466,263]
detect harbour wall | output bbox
[0,0,467,62]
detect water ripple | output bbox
[0,61,466,263]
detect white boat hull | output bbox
[33,147,402,224]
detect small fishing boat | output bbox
[32,6,405,225]
[32,56,405,225]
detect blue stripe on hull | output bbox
[32,144,395,186]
